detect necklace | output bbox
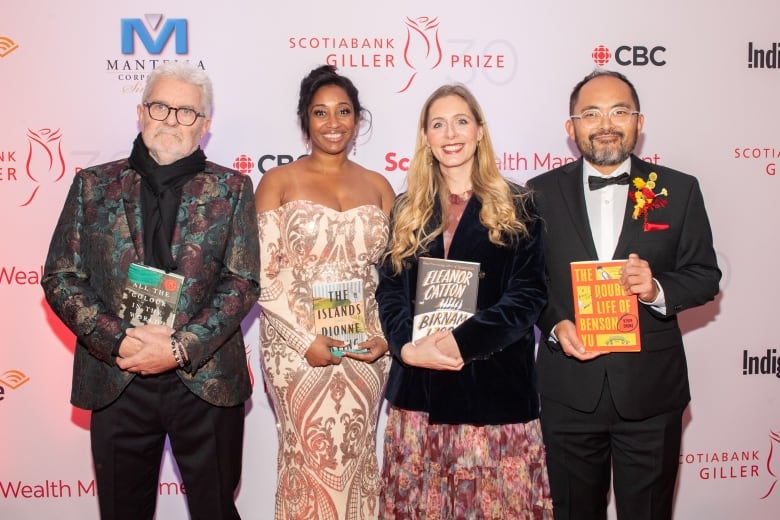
[448,188,473,205]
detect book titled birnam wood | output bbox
[413,257,480,342]
[570,260,641,352]
[312,279,369,357]
[118,263,184,327]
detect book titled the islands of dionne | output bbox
[570,260,641,352]
[413,257,480,342]
[118,263,184,327]
[312,279,369,357]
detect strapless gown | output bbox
[257,200,390,520]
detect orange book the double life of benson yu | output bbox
[570,260,641,352]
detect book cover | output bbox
[118,263,184,327]
[570,260,641,352]
[413,257,480,342]
[312,279,369,356]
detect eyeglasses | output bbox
[570,107,639,126]
[143,102,205,126]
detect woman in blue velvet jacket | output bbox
[375,84,553,519]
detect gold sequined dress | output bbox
[258,200,390,520]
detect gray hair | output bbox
[143,62,214,117]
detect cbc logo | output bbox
[592,44,667,67]
[232,154,308,174]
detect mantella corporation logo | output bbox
[106,14,206,89]
[0,36,19,58]
[287,15,513,94]
[590,43,667,67]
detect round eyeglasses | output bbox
[143,102,205,126]
[570,107,639,126]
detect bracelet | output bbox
[170,334,190,369]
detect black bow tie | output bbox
[588,172,630,191]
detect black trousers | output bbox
[90,372,245,520]
[540,377,683,520]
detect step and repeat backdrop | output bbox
[2,1,779,518]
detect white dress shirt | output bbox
[582,159,666,313]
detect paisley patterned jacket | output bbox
[42,158,260,409]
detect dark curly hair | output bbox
[297,65,367,140]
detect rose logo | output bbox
[761,430,780,499]
[22,128,66,206]
[398,16,442,93]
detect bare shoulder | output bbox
[254,162,299,212]
[356,164,396,213]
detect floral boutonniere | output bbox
[629,172,669,231]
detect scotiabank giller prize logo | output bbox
[761,430,780,498]
[733,145,780,176]
[22,128,66,206]
[399,17,442,92]
[679,431,780,500]
[287,15,513,94]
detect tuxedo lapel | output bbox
[558,160,599,260]
[613,155,650,259]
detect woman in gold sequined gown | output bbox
[254,65,395,520]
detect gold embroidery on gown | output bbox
[258,200,390,520]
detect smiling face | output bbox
[566,74,644,175]
[137,76,211,166]
[307,84,358,156]
[423,94,484,174]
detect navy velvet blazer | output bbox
[376,188,547,425]
[527,155,721,420]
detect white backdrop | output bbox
[2,1,779,518]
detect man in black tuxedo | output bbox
[527,70,721,520]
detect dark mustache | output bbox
[590,129,624,140]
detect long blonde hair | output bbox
[386,84,532,275]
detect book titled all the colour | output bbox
[118,263,184,327]
[571,260,641,352]
[413,257,480,342]
[312,279,369,357]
